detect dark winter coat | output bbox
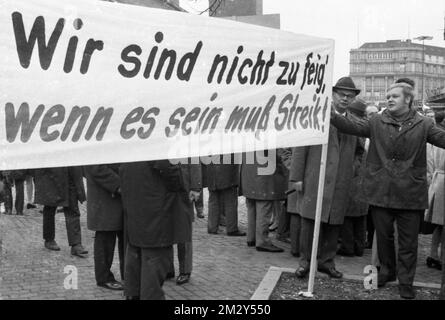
[34,167,86,207]
[239,149,289,201]
[120,161,201,248]
[84,164,123,231]
[287,148,302,214]
[290,121,358,225]
[332,109,445,210]
[206,155,239,191]
[345,132,369,217]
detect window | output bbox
[366,78,372,87]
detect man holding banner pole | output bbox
[293,77,361,279]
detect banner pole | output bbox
[300,142,329,297]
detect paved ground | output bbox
[0,190,442,300]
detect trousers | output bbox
[124,243,172,300]
[339,216,366,255]
[290,213,301,256]
[246,199,274,248]
[168,241,193,275]
[370,206,422,286]
[299,217,340,269]
[94,230,124,284]
[42,203,81,246]
[208,187,238,234]
[4,179,24,214]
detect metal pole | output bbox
[422,40,425,105]
[300,143,328,297]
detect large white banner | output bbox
[0,0,334,170]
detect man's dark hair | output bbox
[435,110,445,125]
[396,78,415,89]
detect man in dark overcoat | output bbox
[34,166,88,257]
[120,160,201,300]
[206,154,244,236]
[337,99,368,257]
[288,147,302,257]
[293,77,361,279]
[240,149,288,252]
[84,164,124,290]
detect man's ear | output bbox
[405,96,412,106]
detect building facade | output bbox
[349,40,445,106]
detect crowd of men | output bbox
[1,76,445,300]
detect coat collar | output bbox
[380,109,421,127]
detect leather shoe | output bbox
[399,284,415,299]
[71,244,88,258]
[98,280,123,291]
[166,272,175,279]
[44,240,60,251]
[295,266,309,278]
[247,241,255,247]
[426,257,442,270]
[256,244,284,253]
[26,203,37,209]
[317,266,343,279]
[176,273,190,285]
[227,230,246,237]
[378,273,397,287]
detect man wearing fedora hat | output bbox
[292,77,361,279]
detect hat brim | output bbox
[333,86,361,95]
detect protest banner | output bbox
[0,0,334,170]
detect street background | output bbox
[0,190,441,300]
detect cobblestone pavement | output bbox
[0,190,442,300]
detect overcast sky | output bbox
[180,0,445,80]
[263,0,445,80]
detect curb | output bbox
[251,267,294,300]
[250,266,441,300]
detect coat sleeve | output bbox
[353,137,366,176]
[84,165,120,194]
[426,144,434,185]
[427,121,445,149]
[331,112,371,138]
[289,146,308,182]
